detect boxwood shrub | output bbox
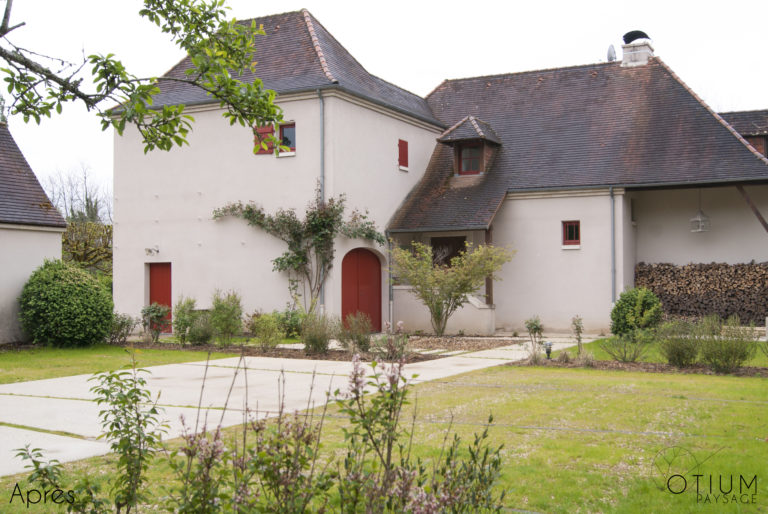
[19,259,113,347]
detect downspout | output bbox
[318,89,326,313]
[387,233,393,327]
[610,186,616,303]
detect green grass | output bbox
[559,338,768,367]
[0,344,238,384]
[1,365,766,512]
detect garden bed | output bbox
[509,358,768,377]
[406,336,522,351]
[115,340,442,363]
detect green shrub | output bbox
[699,315,758,373]
[141,303,171,343]
[248,312,284,350]
[274,308,304,339]
[301,314,337,355]
[599,329,653,362]
[172,296,197,345]
[187,311,214,345]
[19,259,113,347]
[610,287,663,336]
[108,312,139,345]
[339,312,373,352]
[657,320,699,367]
[210,290,243,345]
[524,315,543,357]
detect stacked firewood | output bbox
[635,262,768,324]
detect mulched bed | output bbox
[115,341,440,363]
[406,336,523,352]
[508,358,768,378]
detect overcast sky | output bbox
[4,0,768,191]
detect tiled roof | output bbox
[151,10,441,126]
[720,110,768,136]
[438,116,501,145]
[0,123,66,228]
[390,58,768,232]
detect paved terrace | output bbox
[0,337,585,476]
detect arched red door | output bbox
[341,249,381,332]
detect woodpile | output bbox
[635,262,768,324]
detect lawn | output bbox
[559,338,768,367]
[0,344,238,384]
[1,364,766,512]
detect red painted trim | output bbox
[254,125,274,154]
[458,142,483,175]
[562,220,580,245]
[398,139,408,167]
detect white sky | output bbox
[4,0,768,190]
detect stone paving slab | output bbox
[0,426,110,477]
[0,341,574,477]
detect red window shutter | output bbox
[254,125,274,154]
[398,139,408,168]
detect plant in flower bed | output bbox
[246,311,285,350]
[172,296,197,345]
[698,314,758,373]
[142,302,171,343]
[301,313,338,355]
[338,311,373,353]
[210,290,243,346]
[109,312,140,345]
[371,321,409,361]
[656,319,699,367]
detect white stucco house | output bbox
[113,11,768,334]
[0,121,67,343]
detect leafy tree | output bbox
[214,192,385,313]
[0,0,282,152]
[391,241,512,336]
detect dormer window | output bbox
[459,143,483,175]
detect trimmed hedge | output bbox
[636,262,768,324]
[19,259,113,347]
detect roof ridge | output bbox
[434,61,618,90]
[301,9,337,84]
[468,116,485,137]
[655,57,768,167]
[719,109,768,116]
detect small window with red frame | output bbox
[280,123,296,152]
[562,220,580,246]
[459,144,482,175]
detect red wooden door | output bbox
[149,263,172,331]
[341,249,381,332]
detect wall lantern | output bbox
[689,190,710,233]
[144,245,159,256]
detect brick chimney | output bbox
[622,38,654,67]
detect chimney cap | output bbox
[623,30,651,45]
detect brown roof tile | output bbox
[720,110,768,136]
[151,10,441,126]
[0,123,66,228]
[390,58,768,232]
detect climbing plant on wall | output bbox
[214,191,385,313]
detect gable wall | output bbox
[113,93,442,321]
[113,98,322,318]
[0,225,63,343]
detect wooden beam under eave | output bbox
[735,185,768,235]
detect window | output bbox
[398,139,409,170]
[280,123,296,152]
[562,221,580,246]
[459,143,482,175]
[431,236,466,266]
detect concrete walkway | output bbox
[0,339,579,477]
